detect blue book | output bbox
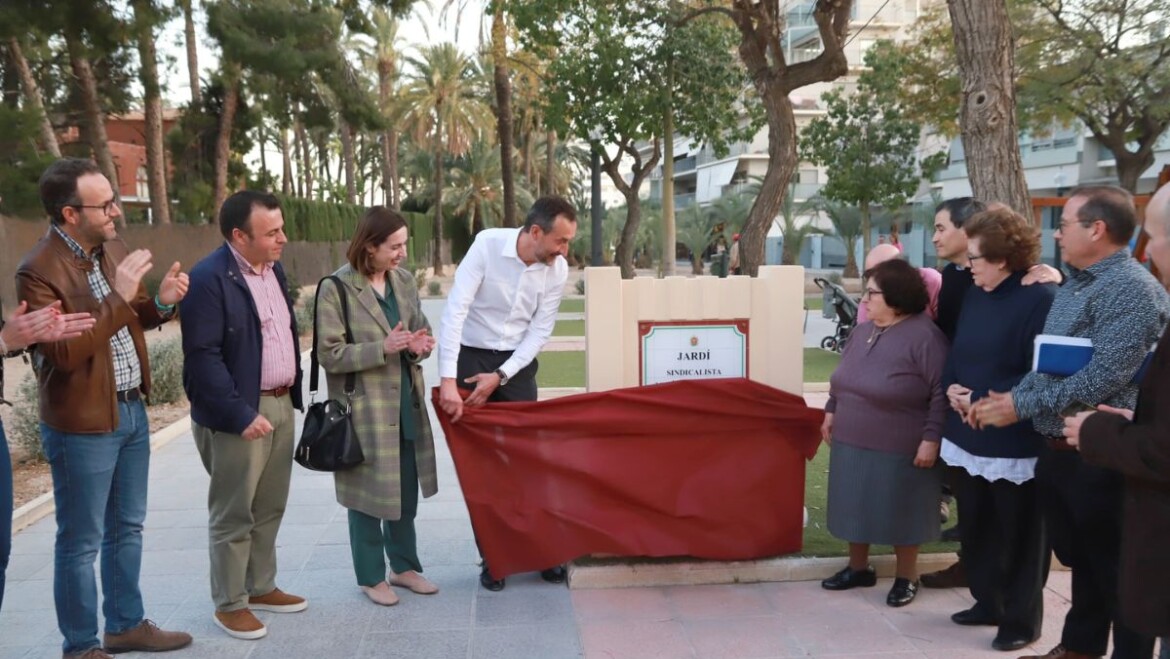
[1033,335,1155,384]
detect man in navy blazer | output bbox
[180,191,306,641]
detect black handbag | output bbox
[295,275,365,472]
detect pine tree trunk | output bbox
[319,134,331,191]
[280,127,293,195]
[340,121,356,204]
[947,0,1031,215]
[132,0,171,224]
[492,6,517,227]
[258,123,268,186]
[180,0,201,106]
[295,118,312,198]
[860,201,872,263]
[523,130,534,189]
[212,63,240,218]
[432,144,445,276]
[615,190,643,279]
[8,37,61,158]
[661,82,676,277]
[65,30,120,224]
[545,130,556,196]
[388,132,400,209]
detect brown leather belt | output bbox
[116,387,141,403]
[261,386,291,398]
[1046,436,1077,452]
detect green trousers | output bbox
[348,435,422,586]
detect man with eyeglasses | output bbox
[970,186,1170,659]
[14,158,192,659]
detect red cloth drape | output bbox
[432,378,825,579]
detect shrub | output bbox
[575,278,586,295]
[426,280,442,297]
[147,337,185,405]
[295,298,316,337]
[10,374,44,462]
[284,271,301,307]
[828,272,843,285]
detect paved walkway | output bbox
[2,301,1082,658]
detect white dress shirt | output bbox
[438,228,567,380]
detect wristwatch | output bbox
[494,368,510,386]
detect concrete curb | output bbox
[11,412,194,534]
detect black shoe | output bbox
[886,578,919,607]
[479,567,505,592]
[821,565,877,591]
[951,605,999,626]
[991,631,1037,652]
[921,561,967,589]
[941,525,962,542]
[540,566,567,584]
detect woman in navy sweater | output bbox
[942,208,1056,652]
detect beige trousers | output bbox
[193,394,295,611]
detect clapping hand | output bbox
[946,384,972,415]
[2,301,96,351]
[157,262,189,306]
[383,322,413,354]
[405,329,435,355]
[113,249,154,302]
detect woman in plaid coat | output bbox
[316,207,439,606]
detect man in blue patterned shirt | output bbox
[972,185,1170,659]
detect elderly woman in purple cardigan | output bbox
[819,258,949,608]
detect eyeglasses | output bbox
[861,289,883,299]
[967,253,985,264]
[70,199,119,216]
[1058,218,1095,231]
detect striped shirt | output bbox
[228,244,296,390]
[52,225,142,392]
[1013,249,1170,436]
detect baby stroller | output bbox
[813,277,858,352]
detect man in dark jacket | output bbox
[181,191,305,641]
[1065,183,1170,655]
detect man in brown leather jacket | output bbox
[14,158,192,659]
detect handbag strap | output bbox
[309,275,356,397]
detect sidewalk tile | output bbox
[355,629,471,658]
[682,616,804,658]
[579,619,694,659]
[471,622,582,659]
[571,588,673,623]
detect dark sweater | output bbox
[942,272,1055,458]
[826,313,949,455]
[936,263,974,342]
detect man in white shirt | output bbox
[437,196,577,591]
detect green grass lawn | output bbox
[559,298,585,313]
[804,295,823,311]
[802,447,959,557]
[551,319,584,337]
[535,351,587,388]
[803,347,840,382]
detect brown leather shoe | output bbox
[920,560,967,588]
[1018,644,1102,659]
[102,619,192,653]
[213,608,267,641]
[248,587,308,613]
[64,648,114,658]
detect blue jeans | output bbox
[1160,637,1170,659]
[41,401,150,654]
[0,420,12,614]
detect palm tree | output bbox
[775,185,822,265]
[402,43,492,275]
[815,197,864,278]
[676,204,716,275]
[446,135,534,235]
